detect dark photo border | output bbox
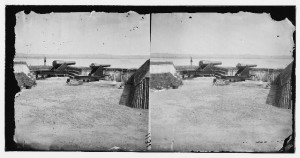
[5,5,295,152]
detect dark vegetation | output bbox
[150,73,183,90]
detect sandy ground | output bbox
[14,77,148,151]
[150,77,293,152]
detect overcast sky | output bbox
[151,12,295,57]
[15,11,150,56]
[15,12,295,57]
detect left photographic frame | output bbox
[6,5,150,151]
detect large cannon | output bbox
[199,60,222,70]
[90,63,111,68]
[67,63,111,82]
[198,60,222,71]
[191,60,223,77]
[89,63,111,77]
[236,63,257,68]
[199,60,222,66]
[34,60,76,79]
[235,63,257,77]
[213,62,258,82]
[52,60,76,70]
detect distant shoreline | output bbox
[151,57,293,59]
[150,53,293,59]
[15,53,293,60]
[14,56,292,60]
[14,56,150,59]
[14,53,150,59]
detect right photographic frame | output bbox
[149,6,295,152]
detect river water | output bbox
[14,57,293,69]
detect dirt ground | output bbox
[150,77,293,152]
[14,77,148,151]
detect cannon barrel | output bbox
[199,60,222,66]
[52,60,76,67]
[236,63,257,68]
[90,63,111,68]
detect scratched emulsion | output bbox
[151,12,295,59]
[14,11,150,151]
[150,12,294,152]
[15,11,150,57]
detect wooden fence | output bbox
[120,73,149,109]
[266,62,293,109]
[119,59,150,109]
[267,79,292,109]
[128,78,149,109]
[277,79,292,109]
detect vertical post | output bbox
[121,69,123,82]
[44,57,46,66]
[268,68,270,82]
[147,85,151,151]
[113,70,116,81]
[190,57,193,68]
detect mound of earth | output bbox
[150,73,183,90]
[14,72,36,89]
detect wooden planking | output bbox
[122,60,150,109]
[127,78,149,109]
[266,62,293,109]
[271,77,292,109]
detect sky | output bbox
[15,11,150,56]
[151,12,295,57]
[15,11,295,57]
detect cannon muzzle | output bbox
[89,63,111,68]
[52,60,76,68]
[199,60,222,66]
[236,63,257,68]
